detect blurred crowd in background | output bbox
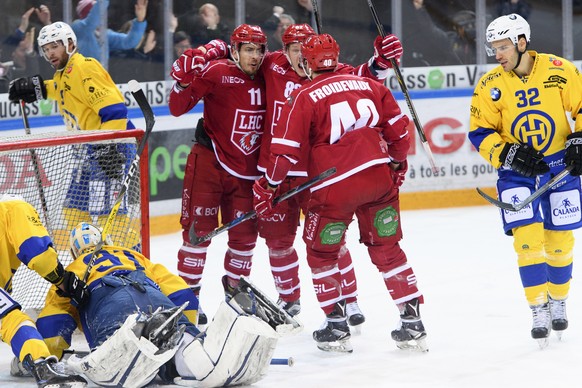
[1,0,581,93]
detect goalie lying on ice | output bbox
[29,222,295,387]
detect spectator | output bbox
[263,7,295,52]
[497,0,531,20]
[450,10,477,64]
[173,30,192,59]
[109,20,159,83]
[402,0,461,66]
[72,0,148,65]
[178,2,230,48]
[1,5,53,86]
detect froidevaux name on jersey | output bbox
[308,80,373,102]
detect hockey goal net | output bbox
[0,129,150,311]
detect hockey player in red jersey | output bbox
[255,24,404,325]
[253,34,428,353]
[169,24,267,323]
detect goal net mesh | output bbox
[0,129,148,311]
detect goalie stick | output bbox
[63,349,293,366]
[189,167,337,245]
[19,99,51,230]
[82,79,155,282]
[476,165,573,212]
[365,0,438,173]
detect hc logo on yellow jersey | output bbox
[511,109,555,154]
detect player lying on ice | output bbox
[12,222,301,387]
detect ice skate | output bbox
[277,298,301,316]
[346,301,366,333]
[23,354,87,388]
[549,297,567,340]
[10,356,32,377]
[530,303,551,349]
[313,301,353,353]
[391,298,428,352]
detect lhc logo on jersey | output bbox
[232,109,265,155]
[511,109,555,154]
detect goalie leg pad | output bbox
[174,301,279,387]
[68,313,179,388]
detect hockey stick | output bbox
[310,0,323,33]
[63,349,293,366]
[82,80,155,282]
[189,167,337,246]
[476,165,573,211]
[19,99,51,229]
[366,0,438,173]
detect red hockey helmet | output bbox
[301,34,339,72]
[282,23,316,46]
[230,24,267,47]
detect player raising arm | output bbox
[169,25,267,322]
[1,194,87,388]
[253,34,428,353]
[252,24,404,324]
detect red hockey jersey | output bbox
[266,72,410,191]
[259,51,380,177]
[169,59,266,180]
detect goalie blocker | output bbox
[68,281,301,387]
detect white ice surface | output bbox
[1,206,580,387]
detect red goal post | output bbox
[0,129,149,311]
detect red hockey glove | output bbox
[373,34,403,70]
[391,160,408,188]
[202,39,228,61]
[253,177,276,217]
[170,49,206,84]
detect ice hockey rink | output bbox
[1,205,581,387]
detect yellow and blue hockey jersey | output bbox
[37,246,199,358]
[44,52,133,131]
[0,197,62,361]
[0,198,61,293]
[469,51,582,166]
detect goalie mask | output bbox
[300,34,339,79]
[70,222,111,258]
[485,13,530,56]
[38,21,78,60]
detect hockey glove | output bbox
[565,132,582,176]
[253,177,277,217]
[170,49,206,85]
[93,144,126,180]
[373,35,403,70]
[8,75,46,103]
[56,271,90,307]
[201,39,228,61]
[499,142,549,177]
[391,160,408,188]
